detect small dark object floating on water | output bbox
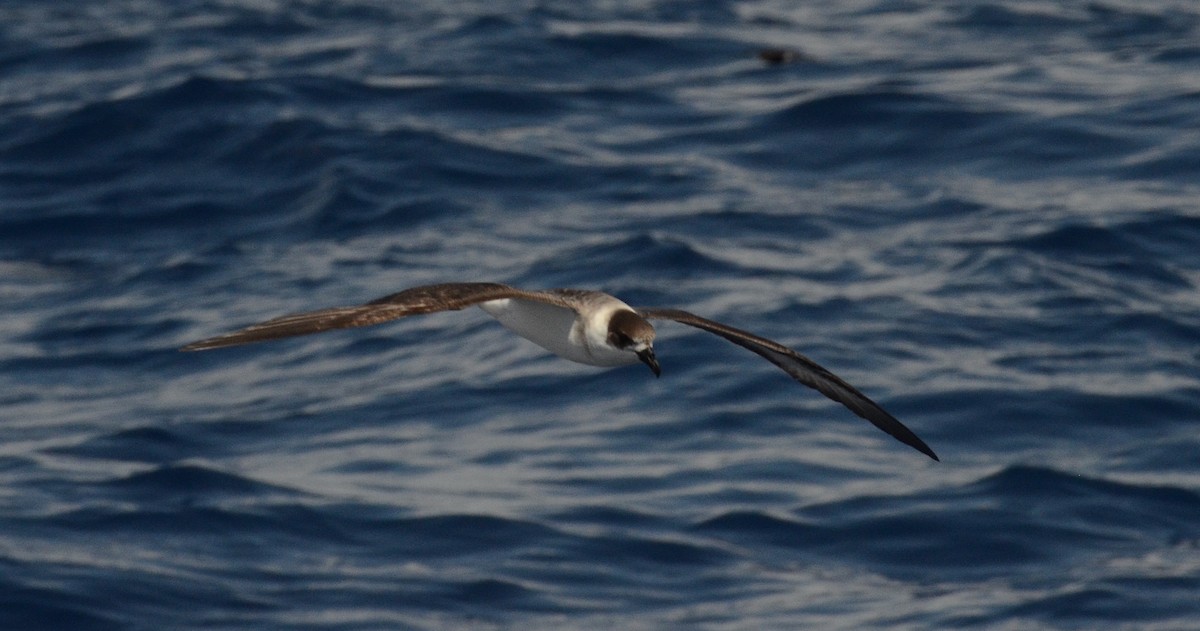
[757,48,805,65]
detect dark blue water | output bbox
[3,1,1199,629]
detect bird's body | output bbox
[479,290,640,367]
[182,282,937,461]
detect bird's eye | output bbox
[608,332,633,348]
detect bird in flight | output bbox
[181,282,937,460]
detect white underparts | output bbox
[479,298,639,367]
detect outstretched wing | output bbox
[181,282,562,351]
[638,308,938,461]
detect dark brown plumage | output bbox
[181,282,937,460]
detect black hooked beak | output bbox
[636,347,661,378]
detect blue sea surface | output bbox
[3,1,1199,629]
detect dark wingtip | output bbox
[179,340,217,352]
[874,411,939,461]
[179,338,236,352]
[905,435,939,462]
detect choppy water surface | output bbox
[2,1,1199,629]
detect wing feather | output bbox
[639,307,938,461]
[180,282,561,351]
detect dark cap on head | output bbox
[606,310,655,347]
[607,310,660,377]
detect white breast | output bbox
[478,297,638,367]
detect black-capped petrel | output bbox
[181,282,938,460]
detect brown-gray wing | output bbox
[180,282,538,351]
[638,307,938,461]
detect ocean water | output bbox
[2,1,1199,629]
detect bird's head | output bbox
[607,310,660,377]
